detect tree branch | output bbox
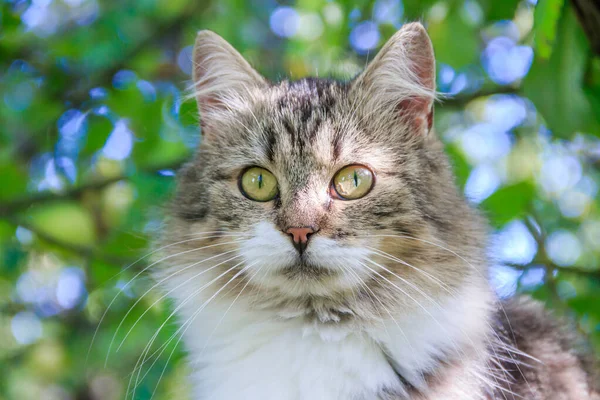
[0,158,187,216]
[570,0,600,55]
[3,216,129,266]
[510,214,600,280]
[12,0,212,155]
[508,262,600,280]
[438,85,521,108]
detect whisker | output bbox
[364,258,445,313]
[89,233,247,363]
[197,264,263,358]
[365,246,455,296]
[482,336,511,400]
[148,263,258,400]
[127,260,246,400]
[360,234,537,391]
[358,261,463,355]
[115,253,244,355]
[366,253,501,374]
[363,257,482,363]
[105,247,243,365]
[341,265,416,354]
[134,261,256,400]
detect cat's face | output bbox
[158,24,487,317]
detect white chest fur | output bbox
[170,281,492,400]
[183,308,401,400]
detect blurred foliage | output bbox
[0,0,599,399]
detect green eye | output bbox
[240,167,279,202]
[332,165,374,200]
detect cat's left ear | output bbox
[351,23,436,136]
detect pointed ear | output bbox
[351,23,436,135]
[191,31,267,131]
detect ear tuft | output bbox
[191,31,266,124]
[352,22,437,135]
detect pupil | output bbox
[258,173,263,189]
[353,170,358,187]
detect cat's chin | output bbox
[279,259,338,280]
[244,258,367,299]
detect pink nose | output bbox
[286,227,315,254]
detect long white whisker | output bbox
[358,261,463,355]
[89,233,247,363]
[341,265,412,349]
[366,246,455,296]
[127,260,245,400]
[365,258,445,312]
[105,246,243,365]
[116,253,243,355]
[361,234,536,391]
[148,263,259,400]
[197,264,263,358]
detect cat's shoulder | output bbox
[493,296,599,399]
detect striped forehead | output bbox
[261,79,346,169]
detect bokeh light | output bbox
[546,230,582,267]
[482,36,533,84]
[270,7,299,38]
[495,220,538,265]
[350,21,380,54]
[11,312,43,345]
[102,119,134,160]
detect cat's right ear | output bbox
[192,31,266,133]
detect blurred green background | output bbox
[1,0,599,399]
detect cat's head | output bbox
[157,23,488,319]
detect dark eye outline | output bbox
[329,164,376,200]
[238,166,279,202]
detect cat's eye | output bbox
[331,165,374,200]
[239,167,279,202]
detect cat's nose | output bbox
[286,227,315,255]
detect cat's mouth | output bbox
[279,259,338,280]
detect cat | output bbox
[153,23,599,399]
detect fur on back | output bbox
[154,23,599,399]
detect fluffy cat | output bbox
[154,23,599,399]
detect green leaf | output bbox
[26,201,97,247]
[524,5,600,137]
[568,294,600,319]
[131,173,176,206]
[445,144,470,190]
[480,182,535,228]
[178,98,199,128]
[482,0,520,21]
[403,0,437,19]
[101,229,148,263]
[533,0,565,60]
[81,114,113,158]
[428,8,479,69]
[0,163,27,201]
[588,57,600,89]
